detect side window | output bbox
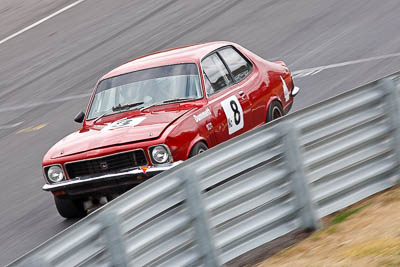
[202,53,233,93]
[219,47,252,82]
[203,73,215,95]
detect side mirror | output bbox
[74,111,85,123]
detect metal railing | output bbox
[9,74,400,266]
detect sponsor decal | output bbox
[206,122,213,131]
[141,166,149,174]
[193,108,211,123]
[102,117,145,131]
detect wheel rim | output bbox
[272,106,283,120]
[198,148,206,154]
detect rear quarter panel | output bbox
[236,45,293,122]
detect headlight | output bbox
[47,166,65,183]
[150,145,170,164]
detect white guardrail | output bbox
[9,74,400,267]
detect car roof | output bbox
[101,41,234,80]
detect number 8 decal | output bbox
[221,95,244,135]
[230,100,241,125]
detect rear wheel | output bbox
[54,196,86,219]
[189,142,208,158]
[266,101,284,122]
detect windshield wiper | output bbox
[140,102,164,112]
[92,102,145,123]
[112,101,144,112]
[93,109,115,123]
[140,98,197,112]
[162,98,197,104]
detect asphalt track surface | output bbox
[1,0,400,264]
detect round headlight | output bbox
[47,166,65,183]
[151,146,169,164]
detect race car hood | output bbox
[48,107,194,159]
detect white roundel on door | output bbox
[221,95,244,135]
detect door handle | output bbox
[238,90,246,100]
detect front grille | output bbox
[65,150,147,179]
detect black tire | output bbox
[189,142,208,158]
[54,196,86,219]
[266,101,284,122]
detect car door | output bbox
[201,51,252,144]
[217,46,265,128]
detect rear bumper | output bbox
[42,161,182,196]
[284,86,300,115]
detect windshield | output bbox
[87,63,203,120]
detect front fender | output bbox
[163,107,215,161]
[185,136,209,159]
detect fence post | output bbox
[380,78,400,184]
[100,211,128,267]
[180,171,220,267]
[278,121,320,230]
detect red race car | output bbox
[42,41,299,218]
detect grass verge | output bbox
[255,186,400,267]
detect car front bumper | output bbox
[42,161,182,196]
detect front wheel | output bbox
[54,196,86,219]
[189,142,208,158]
[266,101,284,122]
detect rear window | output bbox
[218,47,252,82]
[202,53,233,93]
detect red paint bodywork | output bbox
[42,41,295,184]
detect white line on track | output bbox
[292,52,400,78]
[0,0,87,45]
[0,93,91,113]
[0,121,24,130]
